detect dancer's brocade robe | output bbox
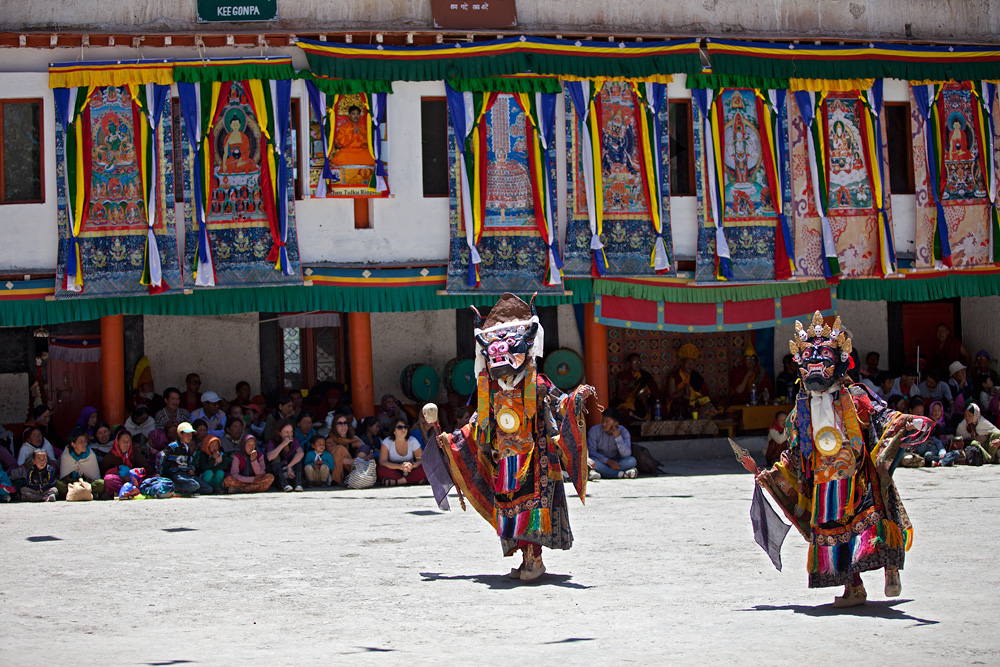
[758,384,932,588]
[438,375,589,556]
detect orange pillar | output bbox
[100,314,126,426]
[583,302,609,429]
[348,311,376,418]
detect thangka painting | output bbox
[563,81,671,276]
[446,94,557,293]
[607,328,761,405]
[181,81,300,287]
[789,93,888,277]
[308,94,388,198]
[913,82,992,267]
[55,86,181,298]
[695,89,780,282]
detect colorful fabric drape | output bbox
[304,82,390,198]
[794,90,841,278]
[444,92,562,294]
[630,82,671,274]
[564,80,608,276]
[911,83,953,266]
[51,60,181,299]
[760,89,795,279]
[175,58,299,288]
[859,81,897,276]
[691,89,732,279]
[973,82,1000,261]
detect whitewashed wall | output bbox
[961,296,1000,365]
[0,372,29,425]
[143,313,261,397]
[370,309,457,404]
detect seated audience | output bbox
[244,396,267,440]
[908,396,925,416]
[886,394,908,413]
[930,322,970,376]
[586,407,638,480]
[356,417,381,461]
[264,396,295,443]
[289,389,304,415]
[294,411,319,447]
[222,434,273,494]
[17,426,56,472]
[614,352,659,421]
[765,411,789,466]
[973,350,999,387]
[303,435,335,487]
[0,466,14,502]
[162,422,213,496]
[100,430,148,498]
[20,450,57,502]
[220,415,244,454]
[231,381,252,410]
[974,373,1000,422]
[918,369,953,409]
[91,422,114,457]
[729,346,773,405]
[190,391,226,438]
[775,355,799,402]
[191,419,209,447]
[957,403,1000,463]
[57,428,106,499]
[124,405,156,444]
[27,404,63,449]
[378,416,426,487]
[193,435,230,493]
[266,419,304,492]
[181,373,203,413]
[75,406,99,438]
[890,366,921,399]
[130,356,164,414]
[323,414,359,485]
[665,344,712,419]
[860,351,882,381]
[376,394,407,434]
[409,410,436,448]
[949,361,976,427]
[155,387,191,430]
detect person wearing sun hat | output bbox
[191,391,226,438]
[129,356,164,414]
[161,422,213,496]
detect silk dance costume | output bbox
[753,312,933,607]
[426,293,593,582]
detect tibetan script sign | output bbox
[197,0,277,22]
[430,0,517,29]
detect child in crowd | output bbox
[100,430,147,498]
[162,422,213,496]
[193,435,230,493]
[191,419,209,447]
[223,434,273,494]
[356,417,380,461]
[21,450,58,502]
[908,397,925,416]
[57,428,106,499]
[244,400,267,440]
[17,426,57,472]
[764,411,788,466]
[303,435,335,487]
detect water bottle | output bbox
[750,385,757,406]
[653,399,662,421]
[762,388,770,405]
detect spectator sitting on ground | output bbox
[948,361,976,426]
[323,413,359,484]
[264,396,295,443]
[20,450,57,502]
[890,366,921,399]
[223,434,273,494]
[244,396,267,440]
[376,394,407,434]
[886,394,908,413]
[378,416,426,487]
[57,428,106,499]
[181,373,203,414]
[912,400,952,466]
[409,409,436,448]
[930,323,970,375]
[75,406,99,439]
[957,403,1000,464]
[193,435,230,494]
[231,381,252,411]
[220,414,244,454]
[91,422,114,458]
[586,407,638,480]
[124,405,155,444]
[729,345,774,405]
[190,419,209,447]
[0,435,16,474]
[775,355,799,402]
[100,430,147,498]
[293,410,319,447]
[289,389,304,415]
[162,422,213,496]
[356,417,381,461]
[0,465,14,502]
[908,396,926,416]
[974,373,1000,421]
[266,419,304,492]
[191,391,226,438]
[226,404,243,432]
[973,350,999,387]
[765,411,789,466]
[860,351,882,381]
[918,369,953,410]
[17,426,56,472]
[27,404,62,449]
[155,387,191,430]
[303,435,335,488]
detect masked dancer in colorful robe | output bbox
[428,293,594,582]
[753,312,933,607]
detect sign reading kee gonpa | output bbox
[197,0,278,22]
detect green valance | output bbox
[685,73,790,90]
[837,271,1000,301]
[594,277,831,304]
[295,71,394,95]
[448,75,562,94]
[173,56,296,83]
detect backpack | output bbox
[632,443,665,476]
[139,476,175,499]
[964,444,986,467]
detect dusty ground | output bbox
[1,461,998,666]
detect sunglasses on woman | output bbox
[395,424,407,430]
[335,421,349,426]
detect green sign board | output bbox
[197,0,278,22]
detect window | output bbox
[170,99,184,203]
[279,324,346,391]
[421,97,450,197]
[668,100,694,196]
[0,99,43,204]
[885,102,915,195]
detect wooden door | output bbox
[47,336,104,437]
[900,303,955,371]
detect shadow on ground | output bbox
[742,599,938,626]
[420,571,592,590]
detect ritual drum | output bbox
[443,357,477,396]
[543,348,585,392]
[400,363,440,402]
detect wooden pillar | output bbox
[348,312,376,418]
[100,314,126,426]
[353,199,370,229]
[583,302,608,429]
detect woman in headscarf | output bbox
[192,435,231,493]
[222,434,273,494]
[957,403,1000,463]
[323,413,359,485]
[75,406,99,438]
[100,429,148,498]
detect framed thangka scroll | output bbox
[307,91,390,198]
[912,81,995,267]
[563,80,672,277]
[54,84,182,298]
[446,92,560,293]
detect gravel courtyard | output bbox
[1,461,997,666]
